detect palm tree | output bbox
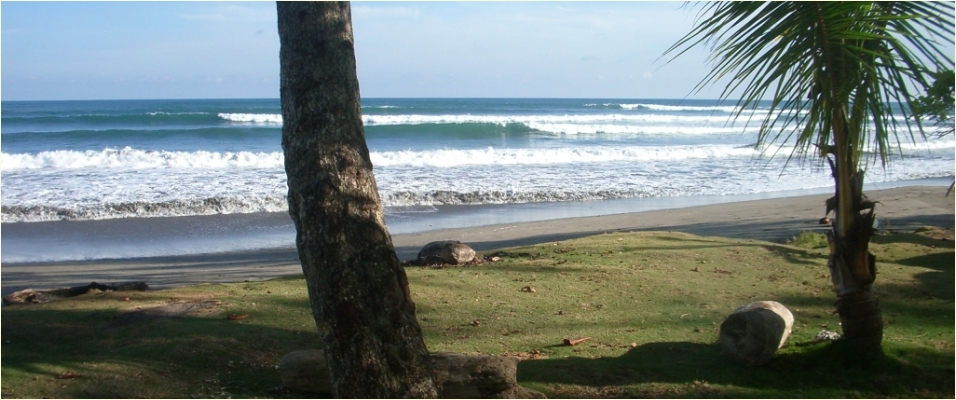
[913,68,955,139]
[277,2,437,397]
[664,2,954,352]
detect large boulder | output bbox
[442,243,476,265]
[417,240,460,264]
[719,300,794,367]
[278,350,545,398]
[430,352,544,399]
[416,240,476,265]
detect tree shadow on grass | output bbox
[1,303,322,399]
[517,339,954,397]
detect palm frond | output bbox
[663,1,955,171]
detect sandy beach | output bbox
[2,185,952,297]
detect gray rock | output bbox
[442,243,476,265]
[417,240,461,264]
[415,240,477,265]
[278,350,545,398]
[430,352,544,398]
[719,300,794,367]
[279,350,332,394]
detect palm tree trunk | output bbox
[277,2,438,397]
[815,1,883,352]
[826,166,883,351]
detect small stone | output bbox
[472,319,481,327]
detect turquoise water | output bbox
[2,98,952,225]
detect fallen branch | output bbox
[563,337,591,346]
[3,281,149,305]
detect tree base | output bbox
[836,290,884,353]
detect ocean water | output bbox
[2,98,953,262]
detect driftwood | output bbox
[3,281,149,305]
[563,337,591,346]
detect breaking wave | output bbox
[1,196,289,223]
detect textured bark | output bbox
[277,2,437,397]
[826,164,883,352]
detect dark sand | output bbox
[2,186,952,296]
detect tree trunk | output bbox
[826,165,883,352]
[816,2,883,353]
[277,2,438,397]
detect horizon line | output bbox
[2,96,738,103]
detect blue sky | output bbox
[2,2,721,101]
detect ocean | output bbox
[2,98,953,262]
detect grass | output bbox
[1,227,953,398]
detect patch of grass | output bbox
[788,230,829,250]
[2,229,953,398]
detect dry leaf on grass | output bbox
[58,372,78,379]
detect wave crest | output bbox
[1,196,289,223]
[2,147,284,171]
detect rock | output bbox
[442,243,476,264]
[279,350,332,394]
[431,352,545,399]
[415,240,476,265]
[417,240,461,265]
[279,350,545,398]
[719,300,794,367]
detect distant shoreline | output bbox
[2,184,952,297]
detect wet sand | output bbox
[2,185,952,297]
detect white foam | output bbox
[217,112,757,132]
[147,111,208,116]
[361,113,737,127]
[369,145,764,168]
[3,148,952,222]
[1,147,284,171]
[619,103,742,113]
[7,137,949,174]
[523,122,758,136]
[218,113,284,124]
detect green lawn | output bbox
[2,227,952,398]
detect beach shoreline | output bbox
[2,184,952,297]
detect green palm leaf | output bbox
[664,1,954,170]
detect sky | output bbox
[1,2,723,101]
